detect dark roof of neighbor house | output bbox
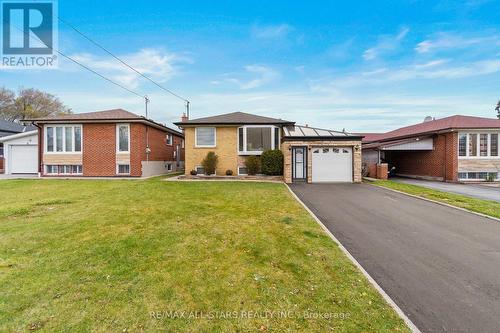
[0,119,36,138]
[362,115,500,144]
[174,111,295,126]
[24,109,183,136]
[283,124,363,140]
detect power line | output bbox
[5,21,146,100]
[57,16,191,105]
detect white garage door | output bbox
[10,145,38,174]
[312,147,352,182]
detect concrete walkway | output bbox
[0,174,38,180]
[392,177,500,202]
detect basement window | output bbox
[458,172,497,181]
[238,166,248,175]
[196,166,205,175]
[117,164,130,175]
[45,165,82,175]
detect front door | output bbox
[292,146,307,182]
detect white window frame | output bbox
[237,166,248,175]
[458,131,500,159]
[44,124,83,154]
[116,164,130,175]
[166,133,173,145]
[238,125,279,155]
[458,171,498,181]
[116,124,130,153]
[45,164,83,175]
[195,127,216,148]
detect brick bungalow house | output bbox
[175,111,363,183]
[26,109,184,177]
[362,115,500,182]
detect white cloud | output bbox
[223,65,280,89]
[251,24,293,39]
[363,27,409,60]
[415,32,499,53]
[67,48,191,89]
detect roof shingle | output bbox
[175,111,294,126]
[363,115,500,143]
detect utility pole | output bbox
[186,100,190,119]
[145,96,151,161]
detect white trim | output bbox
[44,124,83,154]
[0,130,37,142]
[195,127,216,148]
[116,123,130,153]
[285,184,421,333]
[116,163,131,175]
[238,125,279,155]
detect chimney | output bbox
[181,113,189,122]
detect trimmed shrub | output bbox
[225,169,233,176]
[190,169,197,175]
[201,152,218,175]
[261,149,284,175]
[245,156,260,175]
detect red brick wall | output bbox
[83,123,117,176]
[129,124,185,176]
[384,132,458,182]
[40,122,184,177]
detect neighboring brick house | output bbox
[174,111,362,183]
[362,115,500,182]
[26,109,184,177]
[0,119,36,173]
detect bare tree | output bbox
[496,100,500,119]
[0,87,71,121]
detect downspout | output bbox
[33,123,42,177]
[443,134,447,182]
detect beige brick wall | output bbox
[43,154,83,165]
[282,140,362,183]
[458,159,500,172]
[184,126,239,175]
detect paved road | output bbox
[290,183,500,333]
[392,177,500,202]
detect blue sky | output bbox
[2,0,500,132]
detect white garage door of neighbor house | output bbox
[312,147,352,182]
[10,145,38,174]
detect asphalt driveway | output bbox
[290,183,500,333]
[392,177,500,202]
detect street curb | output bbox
[284,184,421,333]
[368,183,500,223]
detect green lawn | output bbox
[370,180,500,219]
[0,178,408,332]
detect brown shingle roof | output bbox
[26,108,142,121]
[25,109,183,136]
[364,115,500,143]
[174,111,294,126]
